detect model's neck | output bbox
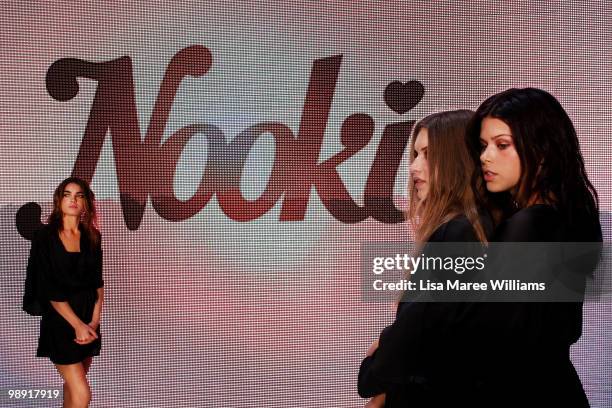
[62,216,80,233]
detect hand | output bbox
[74,322,98,345]
[366,339,379,357]
[365,393,386,408]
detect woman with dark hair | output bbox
[358,110,492,407]
[24,177,103,408]
[468,87,600,235]
[465,87,602,406]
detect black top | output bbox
[358,206,602,407]
[23,224,103,315]
[358,215,491,407]
[23,224,104,365]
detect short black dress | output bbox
[24,224,103,365]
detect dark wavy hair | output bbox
[47,176,100,247]
[466,88,599,236]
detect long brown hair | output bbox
[47,177,100,247]
[407,110,488,243]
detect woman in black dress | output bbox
[464,88,602,406]
[358,110,492,407]
[25,177,103,408]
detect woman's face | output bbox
[409,128,429,201]
[479,117,521,193]
[61,182,86,217]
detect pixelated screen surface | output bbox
[1,2,611,406]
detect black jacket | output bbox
[23,224,103,316]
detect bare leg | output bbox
[82,357,93,375]
[63,382,71,407]
[55,362,91,408]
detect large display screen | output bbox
[1,2,610,406]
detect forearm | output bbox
[50,301,84,329]
[91,287,104,324]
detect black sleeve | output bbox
[94,238,104,289]
[429,217,479,242]
[357,302,433,395]
[358,354,385,398]
[23,232,45,315]
[35,230,69,302]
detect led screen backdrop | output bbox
[1,1,611,407]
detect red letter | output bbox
[45,45,212,229]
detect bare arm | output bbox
[89,287,104,329]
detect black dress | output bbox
[358,214,492,407]
[358,205,602,407]
[24,224,103,365]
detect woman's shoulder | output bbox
[510,203,558,221]
[429,215,479,242]
[494,204,559,241]
[32,224,54,243]
[27,225,56,257]
[75,224,102,254]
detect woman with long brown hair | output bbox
[24,176,103,408]
[358,110,492,407]
[406,110,489,243]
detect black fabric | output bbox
[23,230,48,316]
[24,224,103,364]
[358,206,602,407]
[358,215,491,407]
